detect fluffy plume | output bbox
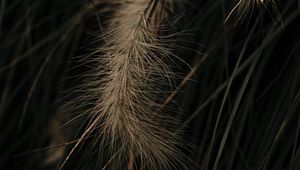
[236,0,273,12]
[225,0,277,22]
[61,0,187,169]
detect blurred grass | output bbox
[0,0,300,169]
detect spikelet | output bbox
[237,0,269,11]
[60,0,187,169]
[225,0,278,22]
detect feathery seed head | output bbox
[61,0,188,169]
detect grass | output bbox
[0,0,300,169]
